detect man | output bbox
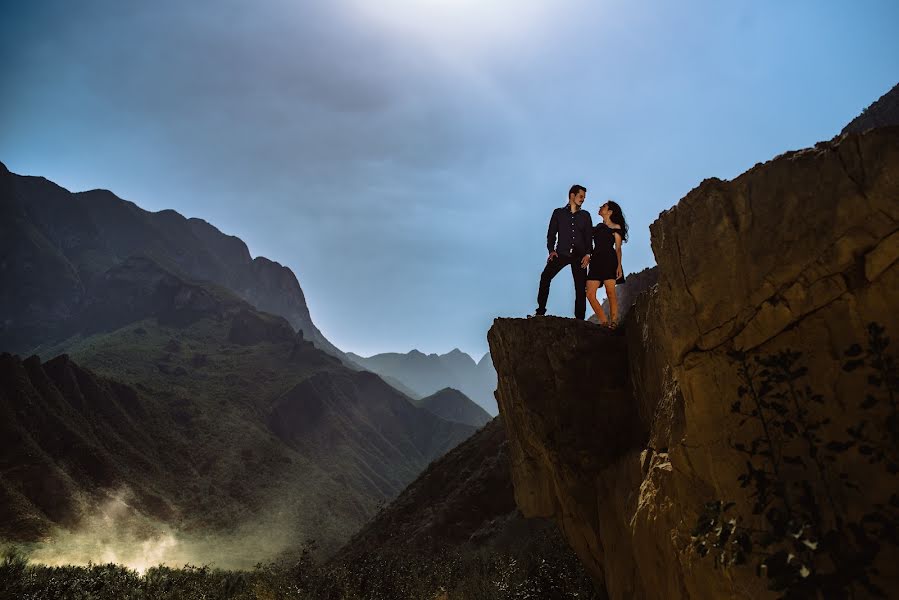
[531,184,593,320]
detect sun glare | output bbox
[345,0,553,53]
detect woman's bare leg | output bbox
[604,279,619,325]
[587,280,608,323]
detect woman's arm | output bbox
[614,232,623,278]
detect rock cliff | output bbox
[489,125,898,598]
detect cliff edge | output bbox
[488,125,898,598]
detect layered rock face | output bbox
[489,125,898,598]
[489,317,642,593]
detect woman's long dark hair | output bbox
[606,200,628,242]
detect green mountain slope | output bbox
[0,255,475,560]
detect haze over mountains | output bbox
[347,349,498,415]
[0,161,484,562]
[416,388,492,428]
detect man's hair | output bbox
[568,184,587,198]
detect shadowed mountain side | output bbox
[0,352,168,541]
[377,374,421,400]
[28,254,301,355]
[346,349,498,415]
[269,371,477,498]
[417,387,492,428]
[0,260,477,558]
[0,162,344,361]
[336,418,558,557]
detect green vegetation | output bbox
[692,323,898,599]
[1,543,599,600]
[11,314,363,554]
[5,305,472,559]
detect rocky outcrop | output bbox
[489,125,899,598]
[650,127,898,365]
[841,82,899,135]
[489,318,642,591]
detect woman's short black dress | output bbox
[588,223,625,283]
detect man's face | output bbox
[571,189,586,208]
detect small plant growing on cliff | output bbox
[692,322,898,599]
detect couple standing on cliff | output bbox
[529,184,628,328]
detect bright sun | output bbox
[345,0,552,53]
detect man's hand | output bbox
[616,265,623,279]
[547,251,558,262]
[581,255,590,269]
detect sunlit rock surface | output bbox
[489,125,899,599]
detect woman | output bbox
[586,200,628,328]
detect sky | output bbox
[2,0,897,358]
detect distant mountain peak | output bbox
[0,164,349,363]
[77,187,118,197]
[349,349,497,415]
[418,388,491,427]
[436,386,461,394]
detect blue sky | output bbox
[2,0,897,358]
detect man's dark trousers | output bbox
[536,254,588,319]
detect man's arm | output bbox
[583,212,593,256]
[547,209,558,254]
[579,212,593,268]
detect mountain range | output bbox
[416,388,492,428]
[347,349,498,415]
[0,161,343,362]
[0,163,483,560]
